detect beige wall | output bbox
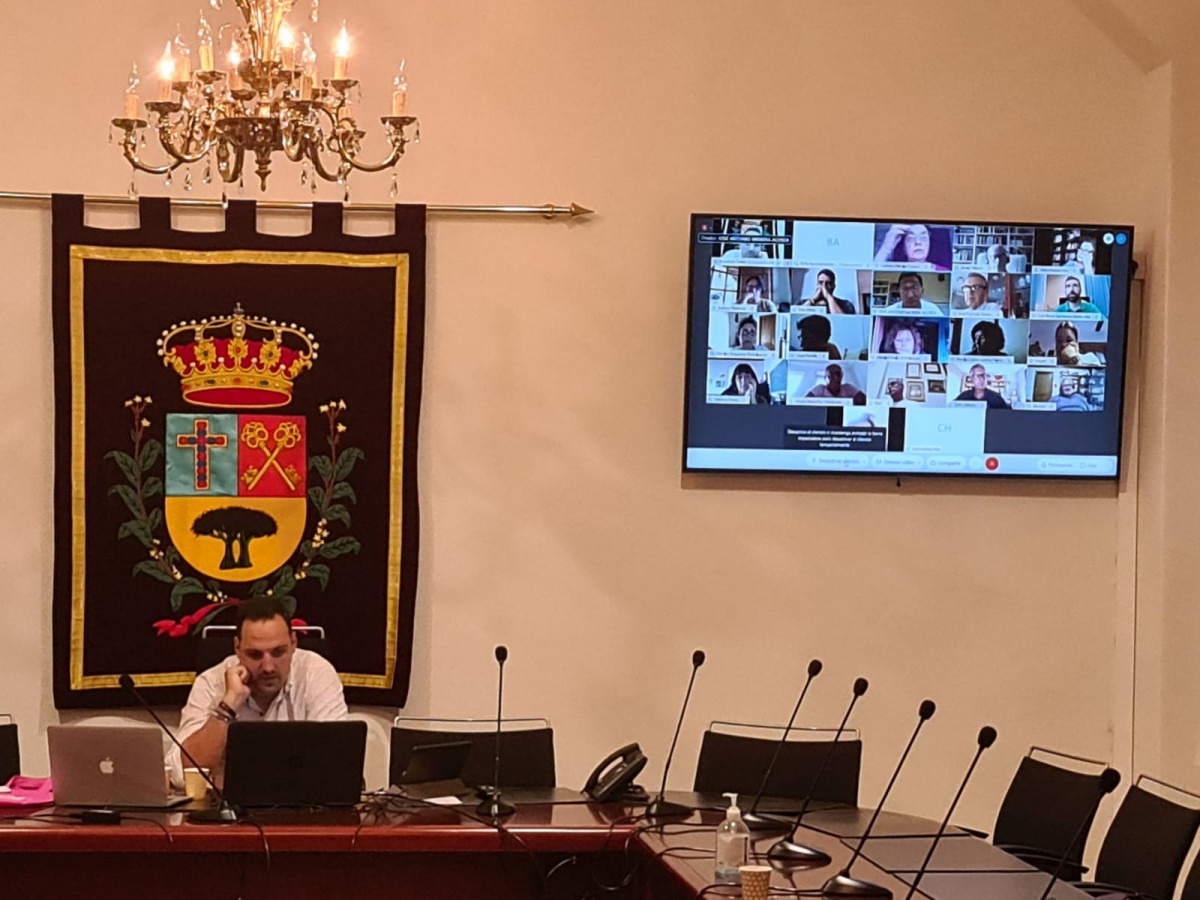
[0,0,1189,839]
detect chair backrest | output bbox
[197,625,329,673]
[389,720,556,790]
[692,724,862,805]
[1180,851,1200,900]
[1094,776,1200,900]
[0,715,18,783]
[992,748,1107,866]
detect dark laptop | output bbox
[395,740,472,799]
[223,721,367,808]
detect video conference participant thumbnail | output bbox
[1024,367,1105,411]
[707,359,773,404]
[948,318,1030,363]
[867,362,950,408]
[870,317,948,362]
[787,268,867,315]
[872,272,950,316]
[788,314,870,361]
[948,271,1031,317]
[708,266,784,311]
[1028,319,1108,366]
[715,218,789,261]
[787,361,869,404]
[947,362,1022,409]
[1029,273,1110,317]
[873,223,954,272]
[710,312,779,355]
[1032,227,1113,275]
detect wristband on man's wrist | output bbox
[216,700,238,721]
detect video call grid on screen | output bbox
[684,214,1134,479]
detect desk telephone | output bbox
[582,743,648,803]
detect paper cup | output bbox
[183,767,210,801]
[739,865,772,900]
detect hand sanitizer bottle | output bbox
[714,791,750,884]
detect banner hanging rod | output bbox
[0,191,594,219]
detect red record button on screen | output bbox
[985,457,1000,471]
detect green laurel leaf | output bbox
[206,579,223,594]
[140,440,164,472]
[271,565,296,600]
[310,455,334,481]
[142,477,163,498]
[278,596,297,619]
[170,577,208,613]
[307,487,328,516]
[331,482,357,505]
[249,579,269,599]
[105,450,140,487]
[333,447,364,482]
[164,546,180,566]
[325,504,351,527]
[306,564,330,592]
[118,520,153,548]
[133,559,175,584]
[108,484,142,518]
[147,507,163,533]
[317,536,361,560]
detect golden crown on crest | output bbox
[158,303,318,409]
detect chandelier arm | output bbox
[214,138,247,184]
[341,143,405,174]
[279,120,312,162]
[306,142,350,183]
[156,121,214,166]
[121,138,185,177]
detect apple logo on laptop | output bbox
[99,757,115,776]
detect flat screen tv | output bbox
[683,214,1134,478]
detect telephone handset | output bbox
[582,742,648,803]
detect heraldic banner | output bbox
[52,195,424,709]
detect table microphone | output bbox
[744,658,823,831]
[477,645,516,819]
[769,676,868,865]
[902,725,997,900]
[118,673,239,824]
[1035,767,1121,900]
[821,698,937,898]
[646,649,706,819]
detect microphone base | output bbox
[820,872,893,897]
[645,797,693,819]
[743,811,792,832]
[476,794,516,819]
[767,837,833,867]
[186,803,241,825]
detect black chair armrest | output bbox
[1071,883,1141,899]
[995,845,1088,879]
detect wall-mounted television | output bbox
[683,214,1134,478]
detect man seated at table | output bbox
[176,596,347,778]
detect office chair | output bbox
[1179,849,1200,900]
[692,721,862,806]
[1069,775,1200,900]
[197,624,329,673]
[990,746,1111,875]
[389,717,556,790]
[0,714,18,783]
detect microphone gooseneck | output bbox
[745,658,823,828]
[768,676,869,866]
[477,645,516,819]
[646,649,706,819]
[119,673,239,824]
[819,698,937,898]
[903,725,998,900]
[1035,767,1121,900]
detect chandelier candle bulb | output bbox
[279,24,295,69]
[157,43,176,100]
[391,62,407,116]
[333,22,349,79]
[197,12,215,71]
[227,48,244,90]
[299,74,313,100]
[124,92,140,120]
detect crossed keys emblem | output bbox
[241,421,302,492]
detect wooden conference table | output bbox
[0,790,1094,900]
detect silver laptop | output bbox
[47,725,189,808]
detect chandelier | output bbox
[111,0,418,196]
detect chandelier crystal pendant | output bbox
[111,0,417,193]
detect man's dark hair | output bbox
[818,268,836,284]
[898,272,924,287]
[236,595,294,638]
